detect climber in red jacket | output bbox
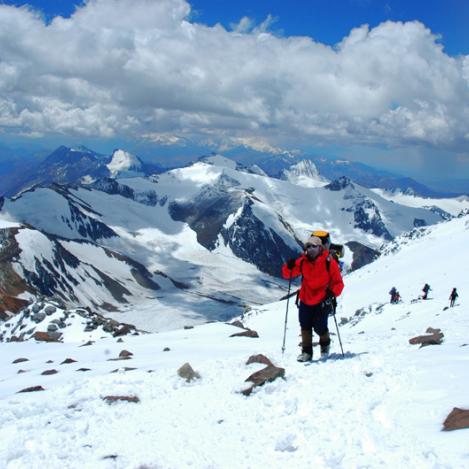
[282,235,344,362]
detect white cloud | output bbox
[0,0,468,151]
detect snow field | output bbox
[0,289,468,468]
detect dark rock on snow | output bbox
[246,354,273,367]
[242,365,285,396]
[177,362,201,382]
[409,328,444,347]
[230,329,259,338]
[12,357,29,364]
[18,386,45,393]
[443,408,469,431]
[102,395,140,404]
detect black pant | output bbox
[298,301,330,336]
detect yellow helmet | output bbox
[311,230,330,248]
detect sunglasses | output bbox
[305,244,321,250]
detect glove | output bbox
[286,258,296,270]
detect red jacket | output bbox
[281,251,344,306]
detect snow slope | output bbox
[0,215,468,468]
[371,188,469,217]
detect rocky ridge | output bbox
[0,299,142,343]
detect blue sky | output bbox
[3,0,467,55]
[0,0,468,184]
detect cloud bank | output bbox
[0,0,468,152]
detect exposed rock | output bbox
[102,395,140,404]
[110,367,137,373]
[12,357,29,364]
[33,331,62,342]
[44,305,56,315]
[76,368,91,372]
[17,369,29,374]
[426,327,441,334]
[113,324,133,337]
[177,362,201,382]
[61,358,77,364]
[41,369,58,375]
[443,408,469,431]
[163,347,170,352]
[409,330,444,347]
[32,312,46,323]
[229,320,246,329]
[119,350,133,358]
[116,338,124,343]
[18,386,45,393]
[246,354,273,367]
[230,329,259,338]
[80,341,94,347]
[46,360,54,363]
[345,241,380,271]
[184,325,194,330]
[242,365,285,396]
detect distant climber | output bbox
[389,287,400,304]
[449,288,458,308]
[422,283,431,300]
[282,235,344,362]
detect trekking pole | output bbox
[331,306,345,357]
[281,273,293,355]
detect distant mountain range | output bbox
[0,146,163,197]
[1,148,452,329]
[229,151,463,198]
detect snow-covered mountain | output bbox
[2,146,162,197]
[231,150,460,197]
[106,149,144,178]
[371,188,469,218]
[280,160,328,188]
[0,214,468,468]
[0,155,446,328]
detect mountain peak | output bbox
[281,159,328,188]
[325,176,355,191]
[107,149,143,178]
[198,154,238,170]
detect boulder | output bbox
[229,320,246,329]
[246,354,273,367]
[47,324,59,332]
[41,369,58,376]
[103,320,120,333]
[119,350,133,358]
[102,395,140,404]
[177,362,201,382]
[33,331,61,342]
[230,329,259,338]
[45,306,56,315]
[60,358,77,364]
[80,341,94,347]
[12,357,29,364]
[443,408,469,431]
[242,365,285,396]
[409,330,444,347]
[18,386,45,393]
[32,312,46,323]
[32,304,43,313]
[113,324,133,337]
